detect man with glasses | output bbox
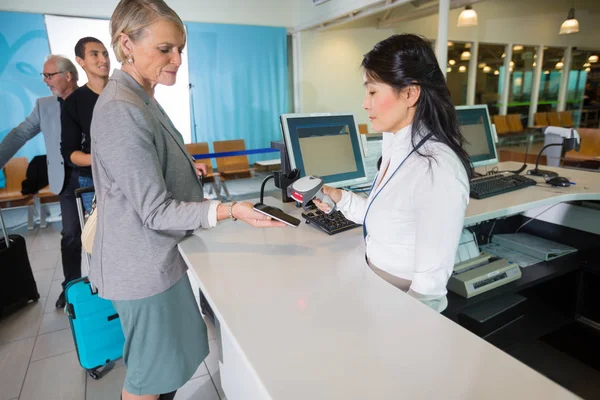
[0,55,82,309]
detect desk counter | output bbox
[466,161,600,226]
[179,192,584,399]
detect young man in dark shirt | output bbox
[61,37,111,214]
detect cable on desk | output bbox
[515,203,561,233]
[488,220,497,240]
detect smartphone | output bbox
[253,203,300,227]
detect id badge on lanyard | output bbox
[362,132,433,240]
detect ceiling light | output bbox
[585,67,591,72]
[559,8,579,35]
[448,41,454,47]
[583,62,591,67]
[459,66,467,73]
[534,54,537,59]
[513,45,524,52]
[465,43,472,49]
[457,5,478,28]
[510,61,515,67]
[509,66,514,72]
[483,66,492,73]
[501,53,506,58]
[556,61,564,69]
[478,63,487,68]
[461,51,471,61]
[447,67,452,73]
[533,62,537,67]
[544,70,550,74]
[494,70,500,75]
[449,59,456,66]
[589,55,599,63]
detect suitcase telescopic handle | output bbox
[0,205,10,248]
[75,186,95,198]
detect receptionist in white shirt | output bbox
[314,34,472,312]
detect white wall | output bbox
[394,0,600,49]
[300,26,396,126]
[0,0,295,27]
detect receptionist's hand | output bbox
[313,185,342,213]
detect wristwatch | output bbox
[228,201,238,221]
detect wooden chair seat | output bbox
[0,157,32,203]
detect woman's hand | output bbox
[312,186,343,213]
[194,162,208,177]
[232,202,286,228]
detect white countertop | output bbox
[465,162,600,226]
[179,190,583,399]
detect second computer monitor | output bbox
[280,113,368,188]
[456,105,498,168]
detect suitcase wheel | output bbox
[88,370,100,380]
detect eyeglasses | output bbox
[40,71,64,79]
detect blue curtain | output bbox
[0,12,52,163]
[186,23,288,166]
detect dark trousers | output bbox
[59,170,82,290]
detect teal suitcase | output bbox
[65,187,125,379]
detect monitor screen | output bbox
[280,113,368,188]
[456,105,498,168]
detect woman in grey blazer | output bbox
[90,1,284,399]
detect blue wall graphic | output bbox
[0,11,52,164]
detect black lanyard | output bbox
[362,132,434,240]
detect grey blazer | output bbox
[90,69,214,300]
[0,96,66,194]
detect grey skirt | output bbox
[112,274,209,395]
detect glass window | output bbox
[568,48,600,127]
[446,41,471,106]
[507,45,536,116]
[475,43,505,116]
[537,46,564,113]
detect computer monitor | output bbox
[280,113,369,188]
[456,105,498,168]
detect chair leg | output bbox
[221,180,231,201]
[211,182,223,202]
[27,203,35,230]
[39,201,47,229]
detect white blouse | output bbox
[336,124,469,299]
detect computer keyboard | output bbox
[301,209,360,235]
[470,173,537,199]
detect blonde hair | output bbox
[110,0,186,63]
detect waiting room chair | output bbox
[492,115,511,135]
[534,112,549,126]
[559,111,575,128]
[185,142,228,201]
[0,157,35,229]
[506,114,525,133]
[213,139,253,181]
[547,112,561,127]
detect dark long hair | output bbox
[362,34,472,178]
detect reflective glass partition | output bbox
[507,44,536,116]
[475,43,505,116]
[446,41,472,106]
[568,48,600,127]
[538,46,565,113]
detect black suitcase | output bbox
[0,205,40,318]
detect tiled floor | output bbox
[1,222,225,400]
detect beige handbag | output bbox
[81,206,97,254]
[79,193,97,254]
